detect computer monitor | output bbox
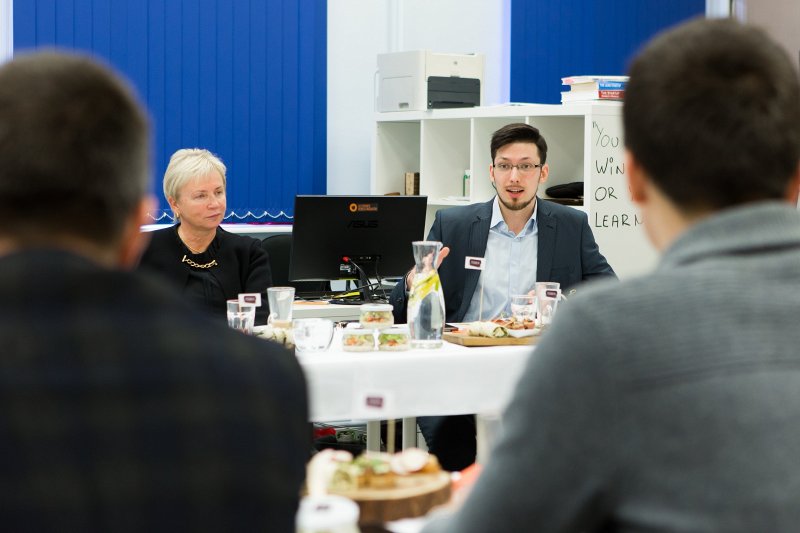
[289,195,428,302]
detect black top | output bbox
[138,225,272,324]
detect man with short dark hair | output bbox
[0,51,309,531]
[390,122,615,471]
[391,122,614,327]
[422,18,800,532]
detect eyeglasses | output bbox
[492,162,543,175]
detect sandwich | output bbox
[467,321,509,338]
[342,330,375,351]
[377,329,410,351]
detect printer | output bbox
[377,51,484,112]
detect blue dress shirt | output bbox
[462,197,538,322]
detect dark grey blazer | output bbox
[422,202,800,533]
[0,249,308,532]
[389,197,616,323]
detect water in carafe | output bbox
[408,241,445,349]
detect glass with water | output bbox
[267,286,295,329]
[535,282,562,327]
[408,241,446,349]
[292,318,335,353]
[226,299,256,334]
[510,294,536,323]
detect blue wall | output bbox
[511,0,705,104]
[14,0,327,223]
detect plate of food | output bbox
[506,327,539,338]
[443,318,541,346]
[306,448,451,525]
[253,324,295,348]
[495,317,541,338]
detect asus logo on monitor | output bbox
[347,220,378,229]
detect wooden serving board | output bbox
[443,331,541,346]
[330,471,451,525]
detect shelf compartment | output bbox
[374,121,421,195]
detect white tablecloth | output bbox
[297,330,534,423]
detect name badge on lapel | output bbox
[464,256,485,270]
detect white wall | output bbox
[705,0,731,17]
[0,0,12,63]
[327,0,511,195]
[746,0,800,60]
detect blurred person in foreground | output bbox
[423,17,800,532]
[138,148,272,324]
[0,50,309,532]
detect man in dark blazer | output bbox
[0,51,309,532]
[390,123,615,471]
[390,196,615,324]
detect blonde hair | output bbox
[163,148,227,203]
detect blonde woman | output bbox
[139,148,271,323]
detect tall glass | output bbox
[408,241,446,349]
[226,299,256,335]
[535,282,561,328]
[267,286,295,329]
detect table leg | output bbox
[402,417,416,449]
[366,420,381,451]
[476,413,503,464]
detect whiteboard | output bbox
[588,113,658,279]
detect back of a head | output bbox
[0,50,150,248]
[624,18,800,213]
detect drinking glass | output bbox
[535,282,561,327]
[267,286,295,329]
[293,318,335,353]
[227,299,256,334]
[510,294,537,323]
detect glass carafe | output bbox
[408,241,446,349]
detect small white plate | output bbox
[506,327,541,338]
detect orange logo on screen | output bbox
[348,202,378,213]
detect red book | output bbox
[560,89,625,103]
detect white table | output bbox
[297,330,534,455]
[292,302,362,322]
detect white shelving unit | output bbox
[372,103,658,279]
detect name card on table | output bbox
[239,293,262,307]
[354,390,395,417]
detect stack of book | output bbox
[404,171,420,195]
[560,75,628,103]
